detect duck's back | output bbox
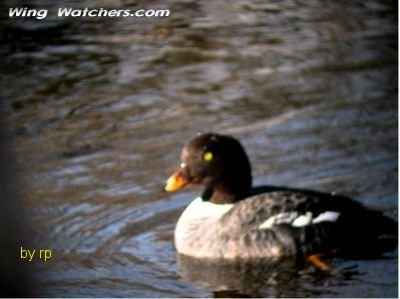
[219,189,397,259]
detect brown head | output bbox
[165,133,252,204]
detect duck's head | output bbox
[164,133,252,204]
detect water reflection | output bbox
[177,254,372,298]
[178,255,300,297]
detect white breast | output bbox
[174,197,233,256]
[177,197,233,220]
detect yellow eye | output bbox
[203,151,213,162]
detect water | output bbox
[0,0,397,297]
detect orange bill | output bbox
[164,171,190,192]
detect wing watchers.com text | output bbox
[9,7,171,19]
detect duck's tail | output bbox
[372,212,398,254]
[346,208,398,257]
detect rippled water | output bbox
[1,0,397,297]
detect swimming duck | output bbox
[164,133,397,267]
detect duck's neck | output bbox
[202,177,252,204]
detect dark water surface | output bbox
[0,0,397,297]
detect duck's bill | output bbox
[164,171,190,192]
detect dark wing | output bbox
[221,189,397,257]
[220,190,352,230]
[220,191,308,229]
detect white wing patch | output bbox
[311,211,340,224]
[258,212,299,229]
[259,211,340,229]
[292,212,313,227]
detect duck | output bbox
[164,133,397,268]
